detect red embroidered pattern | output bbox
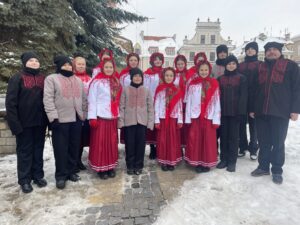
[22,75,45,89]
[58,76,81,99]
[259,59,288,84]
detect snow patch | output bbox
[155,120,300,225]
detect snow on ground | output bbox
[154,120,300,225]
[0,140,100,225]
[0,121,299,225]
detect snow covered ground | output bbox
[155,120,300,225]
[0,121,299,225]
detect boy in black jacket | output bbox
[217,55,247,172]
[238,42,261,159]
[6,51,48,193]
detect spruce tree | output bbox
[0,0,147,92]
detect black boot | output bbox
[216,161,227,169]
[251,168,270,177]
[226,163,236,172]
[69,174,81,182]
[127,169,135,175]
[149,144,157,160]
[21,183,33,193]
[33,178,47,188]
[272,174,283,184]
[167,165,175,171]
[195,166,210,173]
[56,180,66,189]
[161,165,168,171]
[107,169,116,178]
[134,169,143,175]
[98,171,108,180]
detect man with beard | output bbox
[250,42,300,184]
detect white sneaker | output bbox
[250,154,258,160]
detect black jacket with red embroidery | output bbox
[217,71,248,116]
[5,71,48,135]
[249,57,300,119]
[239,60,261,112]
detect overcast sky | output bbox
[121,0,300,46]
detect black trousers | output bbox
[220,116,240,165]
[124,124,147,170]
[239,115,259,153]
[78,120,90,164]
[16,126,46,185]
[52,119,82,181]
[256,115,289,175]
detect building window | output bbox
[165,47,175,56]
[209,52,215,61]
[211,35,216,44]
[189,52,195,61]
[148,47,159,54]
[200,35,205,44]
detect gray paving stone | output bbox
[139,209,152,217]
[134,217,150,225]
[85,215,96,225]
[131,183,140,188]
[96,220,108,225]
[122,218,134,225]
[108,217,122,225]
[129,208,139,217]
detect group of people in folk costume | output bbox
[5,40,300,194]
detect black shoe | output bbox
[195,166,203,173]
[272,174,283,185]
[69,174,81,182]
[56,180,66,189]
[226,164,236,172]
[195,166,210,173]
[167,165,175,171]
[134,169,143,175]
[161,165,168,171]
[238,150,246,157]
[33,178,47,188]
[251,168,270,177]
[127,169,135,175]
[149,146,157,160]
[78,161,87,170]
[21,183,33,193]
[107,170,116,178]
[216,161,227,169]
[98,172,108,180]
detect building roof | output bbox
[232,34,293,59]
[134,31,180,57]
[143,36,171,41]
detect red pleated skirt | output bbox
[146,129,157,145]
[88,118,118,172]
[157,118,182,166]
[185,117,217,167]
